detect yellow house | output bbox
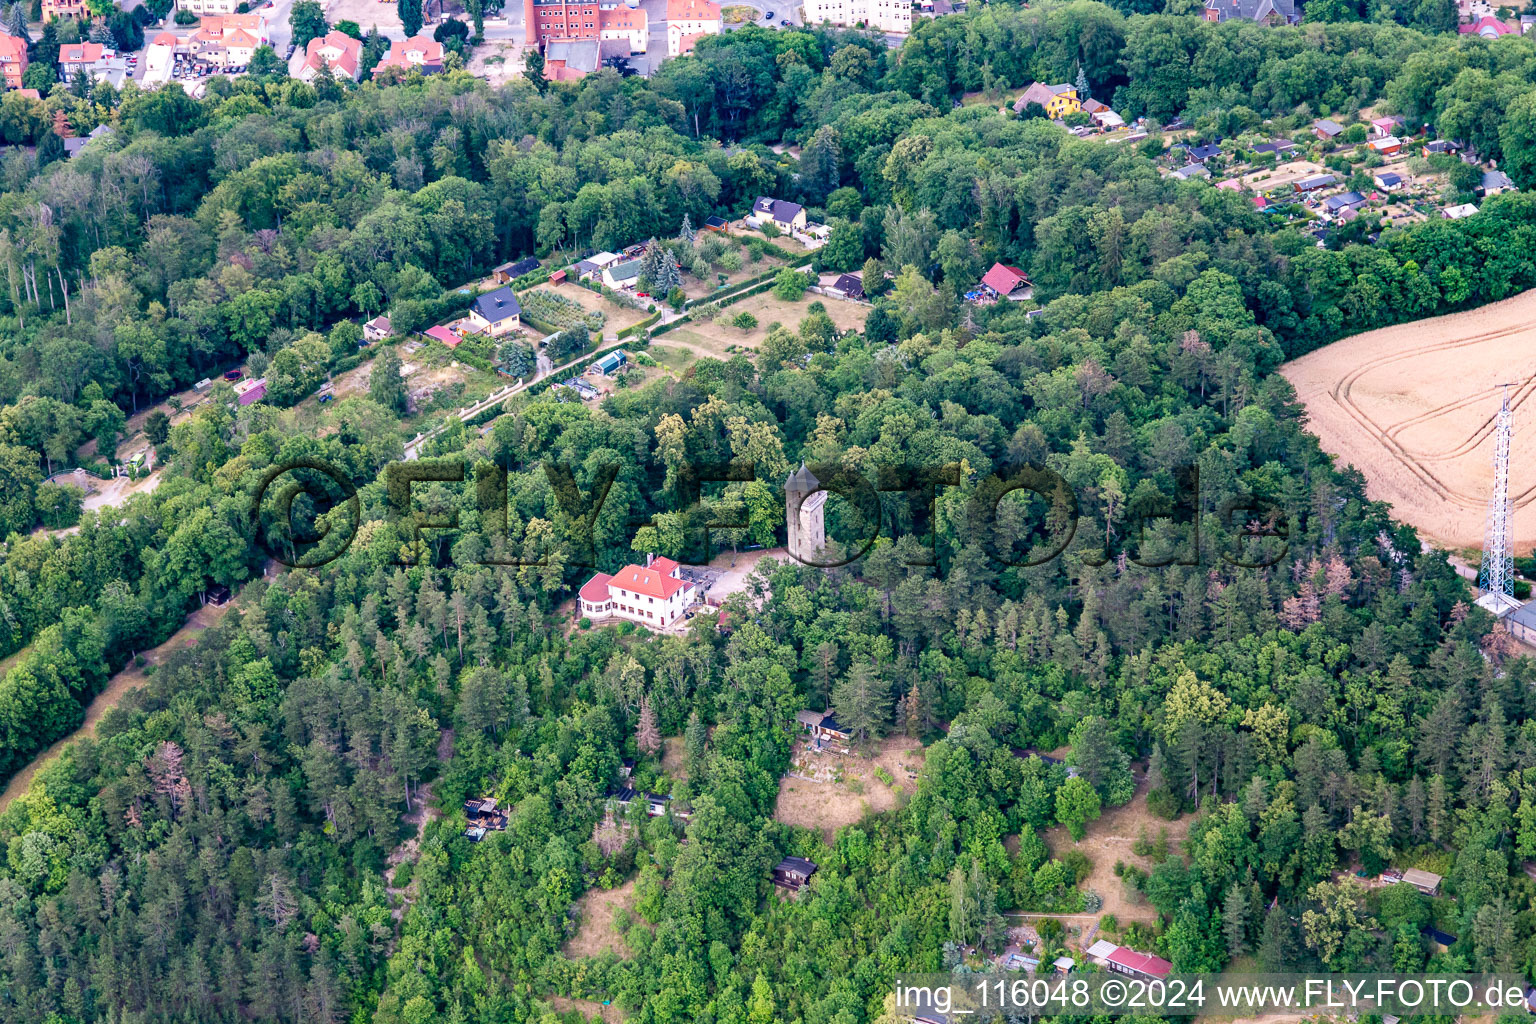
[1012,82,1081,119]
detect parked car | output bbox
[779,18,790,23]
[765,9,775,16]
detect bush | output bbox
[174,7,196,22]
[731,311,758,331]
[772,268,808,301]
[1146,788,1181,820]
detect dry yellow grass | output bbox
[1281,288,1536,549]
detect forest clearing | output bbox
[563,878,640,959]
[1281,288,1536,548]
[773,734,923,840]
[1041,770,1196,931]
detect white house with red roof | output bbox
[375,33,446,75]
[297,31,362,82]
[666,0,721,56]
[579,555,699,629]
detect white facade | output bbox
[579,556,698,629]
[804,0,911,32]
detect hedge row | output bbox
[618,309,663,339]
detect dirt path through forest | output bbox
[0,598,237,815]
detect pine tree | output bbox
[636,695,662,756]
[1222,886,1250,956]
[1075,62,1090,101]
[657,249,682,294]
[830,661,891,743]
[679,213,695,244]
[639,238,664,289]
[7,4,28,43]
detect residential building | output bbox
[64,123,112,159]
[1101,947,1173,981]
[89,54,130,88]
[1170,163,1211,180]
[1251,139,1296,157]
[374,32,446,75]
[576,251,623,279]
[1442,202,1478,219]
[598,3,646,51]
[773,856,818,893]
[190,14,270,67]
[1370,135,1402,155]
[829,272,864,300]
[297,31,362,82]
[1202,0,1296,23]
[1374,171,1404,190]
[1423,139,1460,156]
[979,262,1032,301]
[1459,14,1515,37]
[602,258,641,290]
[526,0,598,47]
[1295,172,1338,192]
[1322,191,1367,214]
[1370,115,1403,137]
[1523,12,1536,32]
[0,34,26,90]
[467,286,523,336]
[1086,940,1120,965]
[1313,118,1343,139]
[41,0,87,20]
[363,314,392,342]
[795,709,853,750]
[491,256,541,284]
[525,0,648,53]
[803,0,910,33]
[58,42,107,78]
[667,0,721,55]
[578,554,700,629]
[1400,868,1442,895]
[747,196,807,233]
[1480,169,1515,196]
[1012,81,1079,119]
[176,0,241,16]
[1182,142,1223,162]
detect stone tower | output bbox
[786,463,826,564]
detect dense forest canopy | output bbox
[0,5,1535,1024]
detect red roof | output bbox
[1106,948,1172,978]
[1460,14,1514,34]
[1252,196,1268,209]
[650,556,680,574]
[610,563,689,599]
[980,262,1029,295]
[425,325,460,348]
[60,42,105,64]
[579,572,614,602]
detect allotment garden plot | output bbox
[1281,289,1536,549]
